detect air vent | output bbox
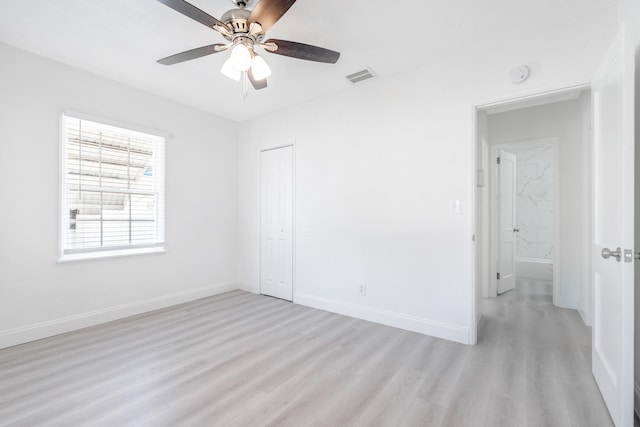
[346,68,375,84]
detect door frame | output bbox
[259,143,296,302]
[489,139,560,303]
[470,82,590,345]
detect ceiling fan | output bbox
[156,0,340,90]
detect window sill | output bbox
[58,246,166,264]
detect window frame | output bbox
[58,112,167,263]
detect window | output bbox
[60,115,165,261]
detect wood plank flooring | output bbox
[0,281,614,426]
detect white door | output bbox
[497,150,517,294]
[261,146,293,301]
[591,27,634,427]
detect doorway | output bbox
[475,87,592,319]
[473,29,637,425]
[490,139,559,301]
[260,145,294,301]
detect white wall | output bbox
[238,77,473,343]
[487,97,590,311]
[0,43,239,348]
[237,10,620,344]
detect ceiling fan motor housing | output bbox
[221,8,264,43]
[221,8,250,29]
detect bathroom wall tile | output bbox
[505,143,554,260]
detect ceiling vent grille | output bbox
[346,68,375,84]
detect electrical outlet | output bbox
[359,283,367,296]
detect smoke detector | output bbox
[510,65,530,84]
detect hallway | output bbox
[478,278,613,426]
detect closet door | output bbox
[260,146,293,301]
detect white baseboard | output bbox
[554,295,579,310]
[0,281,238,350]
[237,281,259,294]
[294,293,470,345]
[577,308,592,327]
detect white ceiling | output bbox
[0,0,620,121]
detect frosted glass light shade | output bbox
[221,57,241,81]
[251,55,272,80]
[230,44,252,71]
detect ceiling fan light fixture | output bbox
[156,0,342,93]
[251,55,272,80]
[230,43,252,71]
[221,57,241,81]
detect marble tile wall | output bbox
[507,143,554,260]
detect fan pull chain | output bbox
[242,71,249,100]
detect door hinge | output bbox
[624,249,633,262]
[497,157,501,164]
[497,272,501,280]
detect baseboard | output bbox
[554,295,579,310]
[294,293,470,344]
[578,308,592,327]
[237,280,259,294]
[0,281,238,350]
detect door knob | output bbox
[513,228,520,233]
[601,247,622,262]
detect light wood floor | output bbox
[0,281,614,426]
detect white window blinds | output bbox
[61,115,165,258]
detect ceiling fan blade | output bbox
[264,39,340,63]
[156,0,225,29]
[248,69,268,90]
[247,0,296,33]
[157,44,226,65]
